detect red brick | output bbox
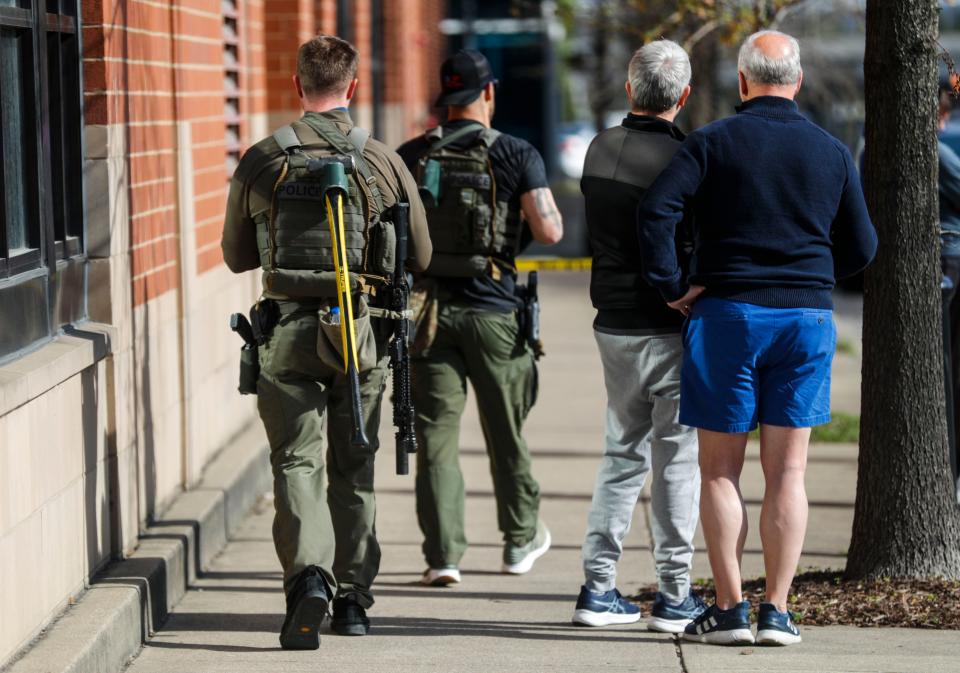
[128,123,177,156]
[132,236,178,277]
[196,244,224,275]
[194,220,223,249]
[193,190,227,224]
[191,144,227,172]
[129,178,176,215]
[131,208,178,246]
[130,152,177,187]
[133,263,179,306]
[193,167,228,196]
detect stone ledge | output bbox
[2,422,270,673]
[0,322,115,419]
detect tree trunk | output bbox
[589,2,611,133]
[846,0,960,579]
[685,31,720,130]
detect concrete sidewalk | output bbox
[121,273,957,673]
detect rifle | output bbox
[387,203,417,475]
[322,160,370,449]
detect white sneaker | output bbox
[501,521,551,575]
[420,567,461,586]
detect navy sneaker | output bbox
[682,601,755,645]
[756,602,802,645]
[571,586,642,627]
[647,591,708,633]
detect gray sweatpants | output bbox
[581,329,700,604]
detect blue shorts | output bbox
[680,298,836,433]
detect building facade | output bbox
[0,0,444,664]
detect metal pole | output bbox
[541,0,560,179]
[463,0,477,49]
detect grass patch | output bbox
[835,338,857,355]
[810,411,860,443]
[748,411,860,443]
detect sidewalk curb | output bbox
[4,423,271,673]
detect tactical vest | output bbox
[256,116,392,297]
[416,124,522,278]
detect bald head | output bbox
[737,30,802,101]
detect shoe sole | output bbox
[756,629,802,646]
[420,571,461,587]
[572,609,642,627]
[646,615,692,633]
[331,622,370,636]
[682,628,755,645]
[279,594,328,650]
[501,530,552,575]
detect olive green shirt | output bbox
[221,109,432,286]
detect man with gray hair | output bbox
[638,30,876,646]
[571,39,706,633]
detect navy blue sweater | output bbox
[637,96,878,309]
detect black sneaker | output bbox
[331,595,371,636]
[279,566,330,650]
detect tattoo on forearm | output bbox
[534,189,562,226]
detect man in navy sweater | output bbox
[637,30,877,647]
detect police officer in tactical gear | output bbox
[397,49,563,587]
[221,35,431,649]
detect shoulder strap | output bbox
[425,122,486,153]
[272,125,302,154]
[478,128,501,148]
[347,126,370,154]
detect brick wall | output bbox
[383,0,447,142]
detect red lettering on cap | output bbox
[444,74,464,89]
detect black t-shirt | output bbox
[397,120,549,312]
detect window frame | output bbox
[0,0,87,362]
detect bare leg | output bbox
[697,429,748,609]
[758,424,810,612]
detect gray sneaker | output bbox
[501,520,551,574]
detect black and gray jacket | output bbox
[581,114,689,333]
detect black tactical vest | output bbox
[416,124,522,278]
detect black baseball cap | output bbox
[435,49,498,107]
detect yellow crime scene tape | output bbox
[516,257,592,271]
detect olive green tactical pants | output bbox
[256,306,388,608]
[412,302,540,569]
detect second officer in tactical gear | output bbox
[221,35,431,648]
[397,49,564,587]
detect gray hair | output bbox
[737,30,802,85]
[627,40,691,113]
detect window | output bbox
[0,0,85,361]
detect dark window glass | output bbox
[46,29,64,242]
[60,30,82,240]
[0,0,86,361]
[1,28,32,256]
